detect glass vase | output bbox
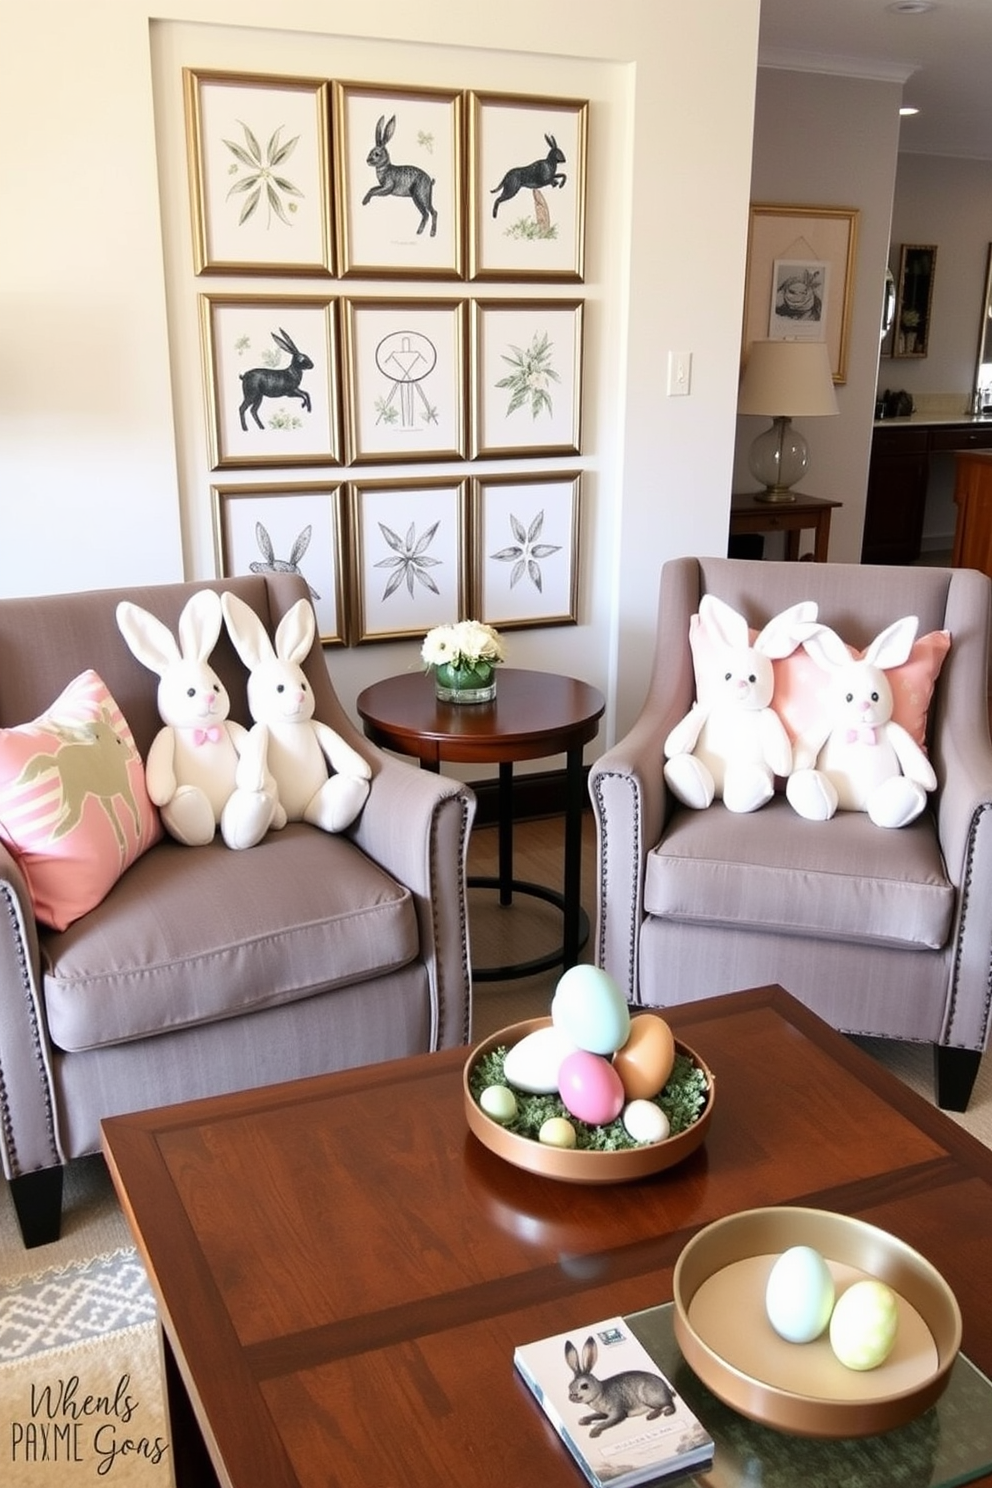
[434,660,497,704]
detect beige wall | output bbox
[734,66,903,564]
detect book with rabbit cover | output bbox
[514,1315,714,1487]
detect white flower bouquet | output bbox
[422,621,505,703]
[421,620,505,671]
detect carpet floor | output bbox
[0,810,990,1488]
[0,1157,171,1487]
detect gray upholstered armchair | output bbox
[0,574,475,1247]
[589,557,992,1111]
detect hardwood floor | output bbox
[467,810,596,1040]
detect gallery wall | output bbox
[0,0,760,747]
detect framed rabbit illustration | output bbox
[468,91,588,281]
[211,481,348,645]
[200,295,342,468]
[183,69,334,277]
[333,82,464,279]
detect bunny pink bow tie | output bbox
[846,725,877,745]
[193,726,222,746]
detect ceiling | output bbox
[758,0,992,160]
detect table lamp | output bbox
[738,339,839,503]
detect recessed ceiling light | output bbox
[887,2,936,13]
[900,106,920,116]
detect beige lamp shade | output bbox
[738,340,838,500]
[738,339,839,417]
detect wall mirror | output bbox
[880,266,896,343]
[974,242,992,409]
[891,243,937,358]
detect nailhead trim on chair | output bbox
[946,800,992,1054]
[590,770,642,1003]
[427,789,474,1051]
[0,883,61,1176]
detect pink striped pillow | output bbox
[0,671,161,930]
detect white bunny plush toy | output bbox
[663,595,818,813]
[116,590,279,850]
[785,616,937,829]
[221,592,371,834]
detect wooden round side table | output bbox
[356,668,605,981]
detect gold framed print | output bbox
[471,298,582,458]
[200,295,341,470]
[212,481,348,645]
[334,82,463,279]
[184,69,334,276]
[743,203,859,383]
[468,90,588,281]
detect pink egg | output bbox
[558,1050,625,1126]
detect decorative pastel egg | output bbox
[479,1085,517,1123]
[612,1014,676,1100]
[622,1099,670,1144]
[765,1245,836,1344]
[829,1280,899,1370]
[539,1116,577,1149]
[503,1025,577,1093]
[558,1050,626,1126]
[551,965,631,1056]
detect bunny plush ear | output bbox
[863,616,919,670]
[753,601,819,660]
[698,594,748,649]
[274,599,315,668]
[221,592,277,672]
[176,589,222,664]
[116,601,182,678]
[799,623,856,673]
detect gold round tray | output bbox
[463,1015,714,1183]
[673,1206,961,1438]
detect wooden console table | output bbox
[729,491,841,562]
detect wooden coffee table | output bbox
[101,986,992,1488]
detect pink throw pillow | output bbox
[688,614,950,749]
[0,670,162,931]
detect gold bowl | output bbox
[673,1205,961,1437]
[463,1015,714,1184]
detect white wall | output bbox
[734,67,903,564]
[0,0,760,750]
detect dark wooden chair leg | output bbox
[9,1166,64,1248]
[934,1044,983,1112]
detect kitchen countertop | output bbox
[874,412,992,428]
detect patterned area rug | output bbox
[0,1248,173,1487]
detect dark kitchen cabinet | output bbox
[862,420,992,564]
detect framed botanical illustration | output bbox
[348,477,466,642]
[471,299,583,458]
[200,295,341,469]
[468,91,588,281]
[212,482,347,645]
[333,82,463,279]
[743,204,859,383]
[184,69,334,276]
[470,472,580,629]
[341,298,468,464]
